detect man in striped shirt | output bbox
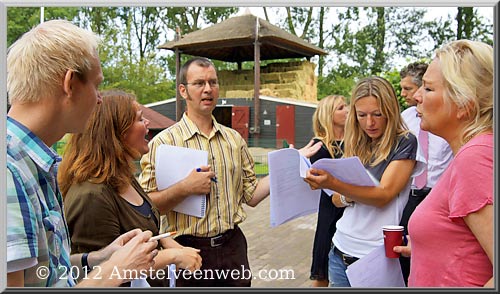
[140,57,272,287]
[140,57,321,287]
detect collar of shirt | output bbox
[7,116,59,173]
[180,112,230,143]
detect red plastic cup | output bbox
[382,225,404,258]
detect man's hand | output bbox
[171,247,202,271]
[181,165,215,195]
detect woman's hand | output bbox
[304,168,335,190]
[93,228,152,266]
[290,139,323,158]
[105,230,158,283]
[393,235,411,257]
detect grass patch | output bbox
[254,162,269,176]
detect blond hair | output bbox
[58,90,139,197]
[312,95,347,157]
[344,76,409,166]
[435,39,493,145]
[7,19,101,104]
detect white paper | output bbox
[298,152,334,196]
[268,148,321,227]
[155,144,208,218]
[308,156,379,188]
[345,245,405,287]
[168,264,176,287]
[130,278,151,288]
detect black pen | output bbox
[196,168,217,183]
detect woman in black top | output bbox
[309,95,349,287]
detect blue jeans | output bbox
[328,247,351,287]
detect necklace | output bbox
[460,134,474,149]
[333,140,344,157]
[464,135,473,144]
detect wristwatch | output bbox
[81,252,91,273]
[340,194,354,207]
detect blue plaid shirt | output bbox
[6,117,75,287]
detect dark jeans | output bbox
[174,225,251,287]
[399,189,430,286]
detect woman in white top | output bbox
[305,76,423,287]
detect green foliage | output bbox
[317,73,355,103]
[423,7,493,52]
[100,56,176,104]
[380,69,407,112]
[7,7,79,46]
[161,7,240,79]
[52,133,70,156]
[202,7,239,26]
[7,7,41,46]
[6,6,494,110]
[78,6,176,104]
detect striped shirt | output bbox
[139,113,258,237]
[6,117,74,287]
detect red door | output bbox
[276,105,295,148]
[232,106,249,141]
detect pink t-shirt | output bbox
[408,133,493,287]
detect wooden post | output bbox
[174,26,183,121]
[252,17,261,146]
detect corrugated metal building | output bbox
[145,96,317,149]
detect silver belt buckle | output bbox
[342,255,349,265]
[210,235,223,247]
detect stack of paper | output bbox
[268,148,380,227]
[155,145,208,218]
[268,148,321,227]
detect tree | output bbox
[7,7,40,46]
[7,6,493,106]
[424,7,493,53]
[317,7,327,77]
[316,7,430,99]
[159,7,239,79]
[457,7,473,39]
[371,7,386,75]
[456,7,492,44]
[160,7,238,36]
[7,7,79,46]
[285,7,314,40]
[78,7,118,36]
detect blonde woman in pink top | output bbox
[394,40,493,287]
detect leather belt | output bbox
[176,225,239,248]
[334,247,359,266]
[411,187,432,197]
